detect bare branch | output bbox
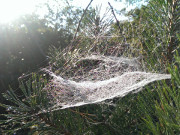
[108,2,121,33]
[73,0,94,41]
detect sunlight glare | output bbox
[0,0,37,23]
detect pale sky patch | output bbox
[0,0,146,24]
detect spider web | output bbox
[40,7,171,112]
[42,54,171,111]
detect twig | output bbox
[73,0,93,41]
[108,2,121,33]
[108,2,127,45]
[69,108,98,123]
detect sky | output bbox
[0,0,38,23]
[71,0,141,12]
[70,0,140,20]
[0,0,146,24]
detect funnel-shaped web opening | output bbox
[43,55,171,111]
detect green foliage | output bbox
[115,0,179,71]
[139,0,179,71]
[0,73,50,134]
[138,55,180,134]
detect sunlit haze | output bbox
[0,0,39,23]
[0,0,145,24]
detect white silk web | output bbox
[43,54,171,111]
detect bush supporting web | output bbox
[43,54,171,111]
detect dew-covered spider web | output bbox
[42,54,171,111]
[39,6,171,112]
